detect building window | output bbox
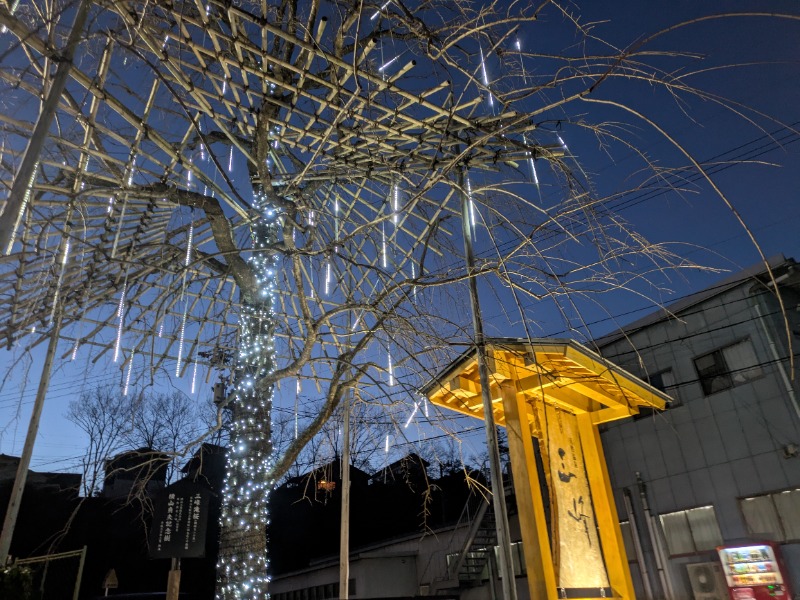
[694,339,762,395]
[632,368,680,419]
[740,489,800,541]
[646,368,680,406]
[660,506,723,555]
[447,542,527,580]
[317,479,336,493]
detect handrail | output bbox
[446,496,490,579]
[418,491,485,586]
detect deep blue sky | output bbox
[1,1,799,475]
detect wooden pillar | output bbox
[0,308,63,564]
[167,558,181,600]
[576,413,635,599]
[500,380,557,600]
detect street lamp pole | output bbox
[458,167,518,600]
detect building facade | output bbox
[598,255,800,599]
[271,256,800,600]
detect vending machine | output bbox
[717,542,793,599]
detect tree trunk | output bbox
[216,191,279,599]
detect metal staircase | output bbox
[427,495,499,594]
[454,501,497,584]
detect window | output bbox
[660,506,723,555]
[317,479,336,493]
[637,368,680,413]
[694,340,762,395]
[648,369,679,401]
[741,489,800,541]
[275,580,353,600]
[627,368,680,420]
[447,542,527,580]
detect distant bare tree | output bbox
[67,387,133,497]
[68,387,210,495]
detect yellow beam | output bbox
[521,384,593,414]
[565,345,666,410]
[577,412,636,600]
[427,391,482,420]
[500,380,558,600]
[567,380,629,409]
[591,405,638,424]
[445,374,481,398]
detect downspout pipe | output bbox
[623,488,654,600]
[637,473,675,600]
[749,292,800,422]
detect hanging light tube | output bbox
[113,282,126,363]
[123,351,135,396]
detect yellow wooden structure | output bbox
[423,338,670,600]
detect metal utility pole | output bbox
[458,168,518,600]
[0,0,91,254]
[0,307,64,564]
[339,391,351,599]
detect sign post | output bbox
[149,480,212,600]
[167,557,181,600]
[102,568,118,596]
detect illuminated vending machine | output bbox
[717,542,793,599]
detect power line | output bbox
[421,121,800,296]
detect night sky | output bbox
[1,1,799,477]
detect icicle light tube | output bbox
[465,173,477,240]
[379,55,399,73]
[216,190,279,600]
[124,351,134,396]
[370,0,390,20]
[176,303,188,377]
[411,262,417,301]
[186,224,194,267]
[404,402,418,428]
[479,46,494,109]
[191,355,199,394]
[113,282,126,363]
[294,379,301,439]
[381,222,388,268]
[50,238,70,323]
[392,184,399,224]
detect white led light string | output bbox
[216,188,279,600]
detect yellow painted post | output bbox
[500,380,558,600]
[576,413,635,599]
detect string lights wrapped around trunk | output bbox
[217,191,279,599]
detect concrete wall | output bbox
[599,280,800,598]
[269,523,472,597]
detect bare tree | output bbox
[68,387,212,495]
[67,386,133,496]
[129,390,208,482]
[0,1,798,598]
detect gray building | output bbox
[598,255,800,599]
[269,256,800,600]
